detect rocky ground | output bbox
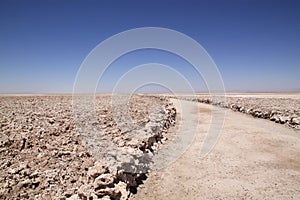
[172,93,300,129]
[1,93,299,199]
[0,95,176,199]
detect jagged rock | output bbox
[64,188,76,198]
[95,187,121,199]
[66,194,79,200]
[292,117,300,125]
[270,115,277,121]
[48,118,55,124]
[77,184,93,199]
[279,116,289,124]
[117,171,137,187]
[57,151,72,157]
[19,192,29,199]
[0,95,177,199]
[101,195,112,200]
[115,181,130,200]
[94,174,115,189]
[239,106,245,112]
[8,163,27,174]
[87,161,107,179]
[18,179,31,188]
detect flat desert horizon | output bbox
[1,1,300,199]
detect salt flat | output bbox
[0,95,175,199]
[0,93,299,199]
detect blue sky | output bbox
[0,0,299,93]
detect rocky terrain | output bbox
[1,93,299,199]
[0,95,176,199]
[172,94,300,129]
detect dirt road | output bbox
[131,99,300,199]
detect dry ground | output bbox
[131,98,300,199]
[1,93,300,199]
[0,95,175,199]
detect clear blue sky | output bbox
[0,0,299,93]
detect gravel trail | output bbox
[131,99,300,199]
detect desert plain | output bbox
[0,93,299,199]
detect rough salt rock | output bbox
[125,137,141,148]
[279,116,289,124]
[115,181,129,200]
[246,108,252,114]
[145,122,162,134]
[292,117,300,125]
[48,118,55,124]
[0,95,176,199]
[271,115,280,123]
[95,188,121,199]
[57,151,72,157]
[77,185,93,199]
[8,163,28,174]
[18,179,31,188]
[94,173,115,189]
[101,195,112,200]
[66,194,80,200]
[87,161,107,179]
[239,107,245,112]
[117,171,137,187]
[270,115,277,121]
[19,192,29,199]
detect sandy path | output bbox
[131,99,300,199]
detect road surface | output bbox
[131,99,300,199]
